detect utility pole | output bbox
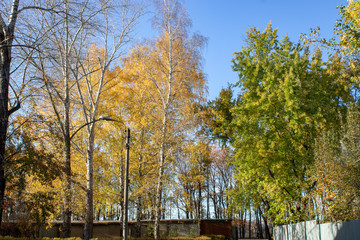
[123,128,130,240]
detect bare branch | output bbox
[0,44,42,50]
[8,0,20,34]
[17,6,64,15]
[0,14,6,31]
[71,179,86,192]
[7,100,20,116]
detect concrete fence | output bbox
[273,219,360,240]
[38,219,233,239]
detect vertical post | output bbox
[123,128,130,240]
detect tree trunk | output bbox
[61,0,72,236]
[0,46,10,228]
[255,209,261,239]
[197,181,202,219]
[62,62,71,236]
[154,100,169,239]
[206,177,210,219]
[212,186,218,219]
[264,217,272,240]
[154,145,165,239]
[136,155,143,238]
[257,208,263,239]
[83,126,95,240]
[0,0,20,227]
[248,209,252,239]
[96,206,101,221]
[62,135,72,237]
[242,210,246,238]
[236,218,240,240]
[136,194,142,238]
[259,205,272,240]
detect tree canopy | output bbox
[229,24,352,223]
[3,0,360,239]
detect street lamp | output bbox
[70,116,130,239]
[70,116,119,140]
[99,116,130,240]
[124,128,130,240]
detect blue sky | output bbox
[137,0,348,100]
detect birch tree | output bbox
[29,0,99,235]
[29,1,141,237]
[119,1,206,237]
[72,2,143,238]
[152,1,204,237]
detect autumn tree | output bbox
[312,102,360,221]
[334,0,360,100]
[0,4,22,224]
[304,0,360,222]
[28,1,99,235]
[173,140,211,219]
[0,0,58,225]
[118,1,206,236]
[72,1,142,236]
[230,24,351,223]
[109,75,159,236]
[152,1,206,236]
[27,0,142,237]
[292,0,360,221]
[4,113,63,236]
[207,146,234,219]
[336,0,360,58]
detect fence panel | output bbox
[274,219,360,240]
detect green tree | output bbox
[5,118,61,236]
[204,86,237,146]
[230,24,350,223]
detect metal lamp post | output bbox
[72,116,131,239]
[123,128,130,240]
[99,116,130,240]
